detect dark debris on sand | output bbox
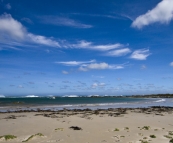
[69,126,82,130]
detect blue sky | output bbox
[0,0,173,96]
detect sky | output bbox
[0,0,173,96]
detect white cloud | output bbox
[79,62,125,71]
[0,14,60,47]
[92,44,123,51]
[132,0,173,29]
[0,14,26,40]
[40,16,92,28]
[92,83,98,89]
[91,82,106,89]
[73,41,131,57]
[62,70,69,74]
[86,63,109,70]
[130,49,150,60]
[56,60,95,66]
[106,48,131,56]
[170,62,173,66]
[75,40,92,48]
[74,40,123,51]
[28,34,60,47]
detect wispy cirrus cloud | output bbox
[106,48,131,56]
[0,14,60,48]
[130,49,151,60]
[71,13,133,21]
[21,17,33,24]
[132,0,173,29]
[71,40,131,57]
[27,34,60,47]
[73,40,123,51]
[56,59,96,66]
[39,16,92,28]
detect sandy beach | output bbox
[0,107,173,143]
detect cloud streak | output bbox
[130,49,150,60]
[40,16,92,28]
[106,48,131,56]
[132,0,173,29]
[0,14,60,48]
[73,40,123,51]
[56,60,96,66]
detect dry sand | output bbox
[0,108,173,143]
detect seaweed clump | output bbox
[22,133,44,142]
[0,135,17,140]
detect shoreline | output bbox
[1,106,173,114]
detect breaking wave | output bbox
[0,95,5,98]
[25,95,39,98]
[154,99,166,102]
[63,95,79,97]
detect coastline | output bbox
[0,107,173,143]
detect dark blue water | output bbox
[0,97,148,106]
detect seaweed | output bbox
[150,135,156,138]
[164,135,172,139]
[55,128,63,131]
[114,128,119,131]
[169,131,173,136]
[22,133,44,142]
[140,140,149,143]
[141,126,150,130]
[0,135,17,140]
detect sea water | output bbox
[0,95,172,112]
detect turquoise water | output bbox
[0,96,172,111]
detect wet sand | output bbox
[0,107,173,143]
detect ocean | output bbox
[0,95,173,112]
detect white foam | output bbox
[0,95,5,98]
[154,99,166,102]
[68,95,79,97]
[26,95,39,98]
[63,95,79,97]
